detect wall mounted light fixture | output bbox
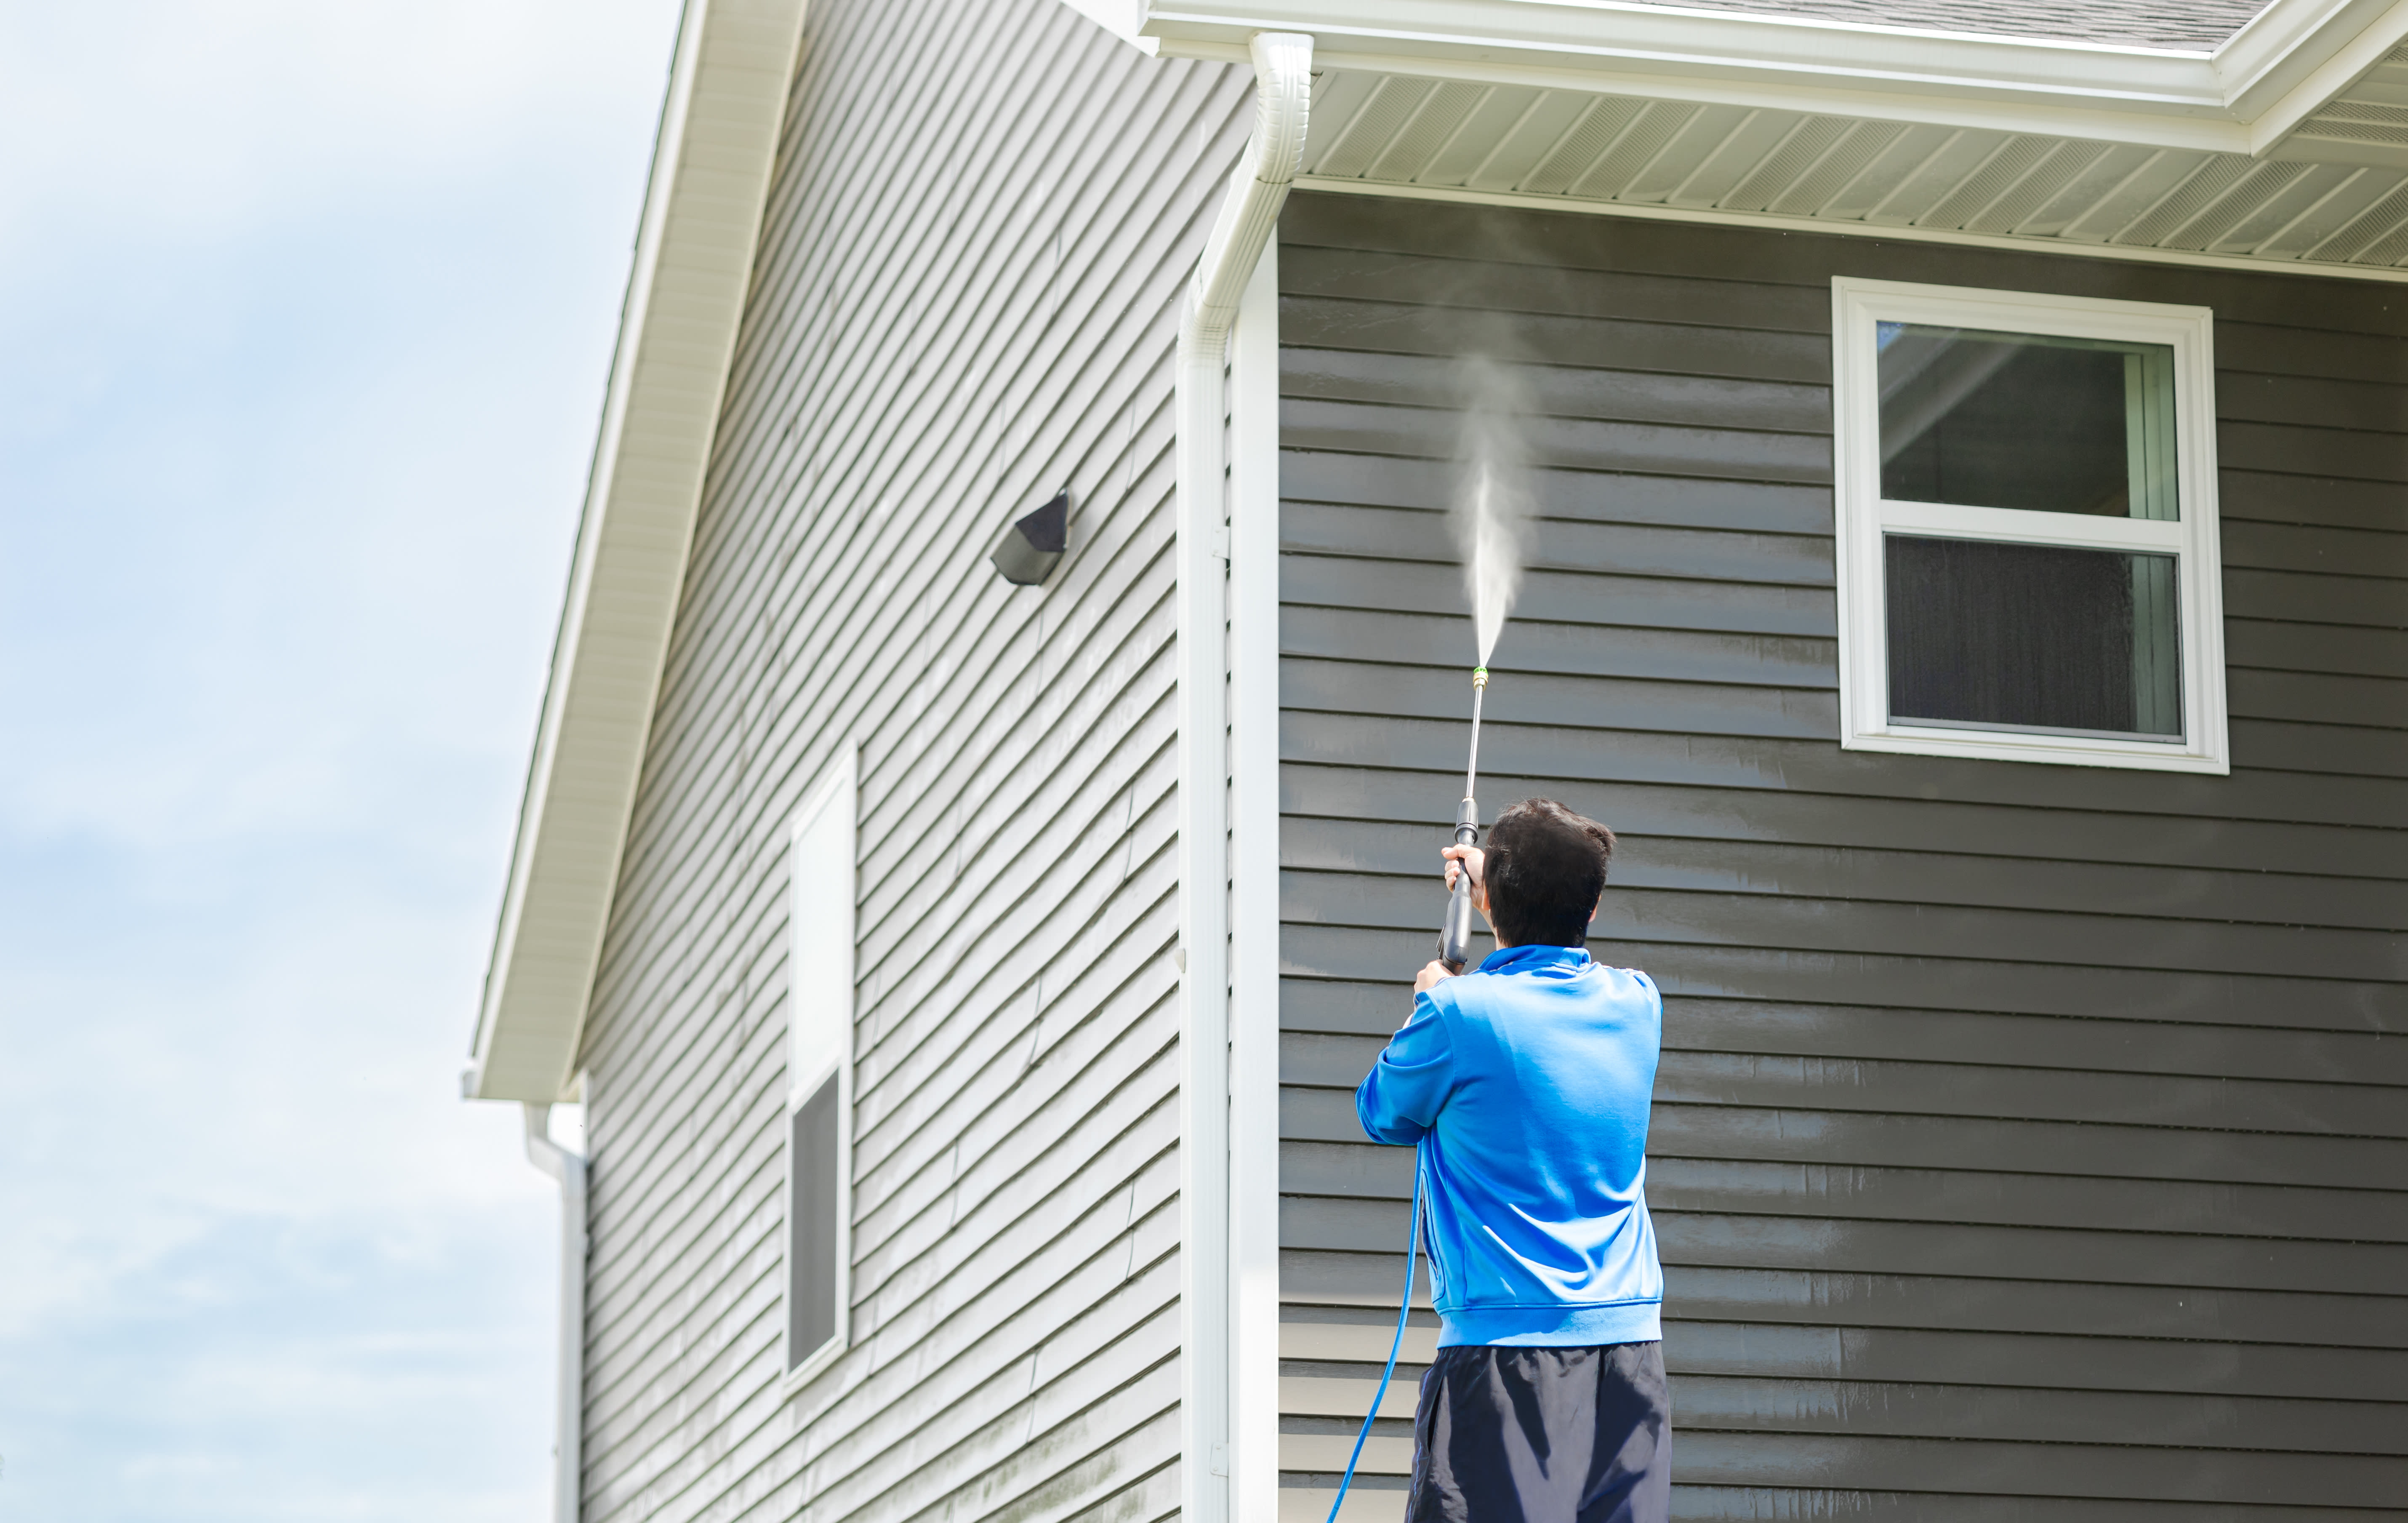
[991,490,1069,585]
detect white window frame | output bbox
[1830,276,2230,774]
[781,747,856,1390]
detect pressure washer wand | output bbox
[1436,666,1489,974]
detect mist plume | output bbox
[1451,356,1532,665]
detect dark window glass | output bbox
[788,1073,841,1366]
[1886,535,2181,737]
[1878,324,2178,520]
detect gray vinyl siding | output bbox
[572,5,1246,1521]
[1275,191,2408,1518]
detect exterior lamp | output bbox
[991,490,1068,585]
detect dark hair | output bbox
[1483,798,1616,947]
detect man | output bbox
[1356,798,1668,1523]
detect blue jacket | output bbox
[1356,944,1662,1347]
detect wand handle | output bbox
[1436,800,1479,973]
[1435,670,1493,974]
[1437,668,1490,974]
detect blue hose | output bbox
[1326,1144,1424,1523]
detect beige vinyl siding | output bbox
[1274,192,2408,1520]
[571,3,1247,1520]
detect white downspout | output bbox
[522,1102,586,1523]
[1175,29,1311,1523]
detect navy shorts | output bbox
[1406,1342,1671,1523]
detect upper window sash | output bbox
[789,755,855,1102]
[1830,277,2230,775]
[784,747,857,1387]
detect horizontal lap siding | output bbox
[1275,192,2408,1523]
[576,4,1245,1521]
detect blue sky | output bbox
[0,2,682,1515]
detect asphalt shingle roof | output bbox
[1674,0,2272,51]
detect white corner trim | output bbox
[466,0,809,1104]
[1829,277,2230,775]
[1139,0,2408,151]
[1225,243,1283,1523]
[1177,29,1310,1523]
[1289,177,2408,286]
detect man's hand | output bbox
[1413,847,1487,1008]
[1443,844,1486,905]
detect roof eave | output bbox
[1135,0,2408,153]
[465,0,809,1104]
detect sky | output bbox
[0,2,683,1516]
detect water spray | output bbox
[1432,365,1528,975]
[1435,665,1489,974]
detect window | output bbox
[785,749,856,1382]
[1830,277,2228,773]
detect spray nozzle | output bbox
[1472,665,1488,690]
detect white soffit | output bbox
[467,0,808,1104]
[1294,51,2408,274]
[2294,39,2408,157]
[1089,1,2408,274]
[1129,0,2408,144]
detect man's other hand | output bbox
[1414,960,1456,995]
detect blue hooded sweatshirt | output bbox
[1356,944,1662,1347]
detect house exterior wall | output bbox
[570,3,1248,1518]
[1274,191,2408,1518]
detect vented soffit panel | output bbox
[465,0,810,1104]
[1071,1,2408,276]
[1292,51,2408,277]
[1105,0,2408,155]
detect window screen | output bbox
[1885,536,2182,737]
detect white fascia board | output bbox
[466,0,807,1104]
[2240,0,2408,149]
[1137,0,2408,153]
[2222,0,2401,110]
